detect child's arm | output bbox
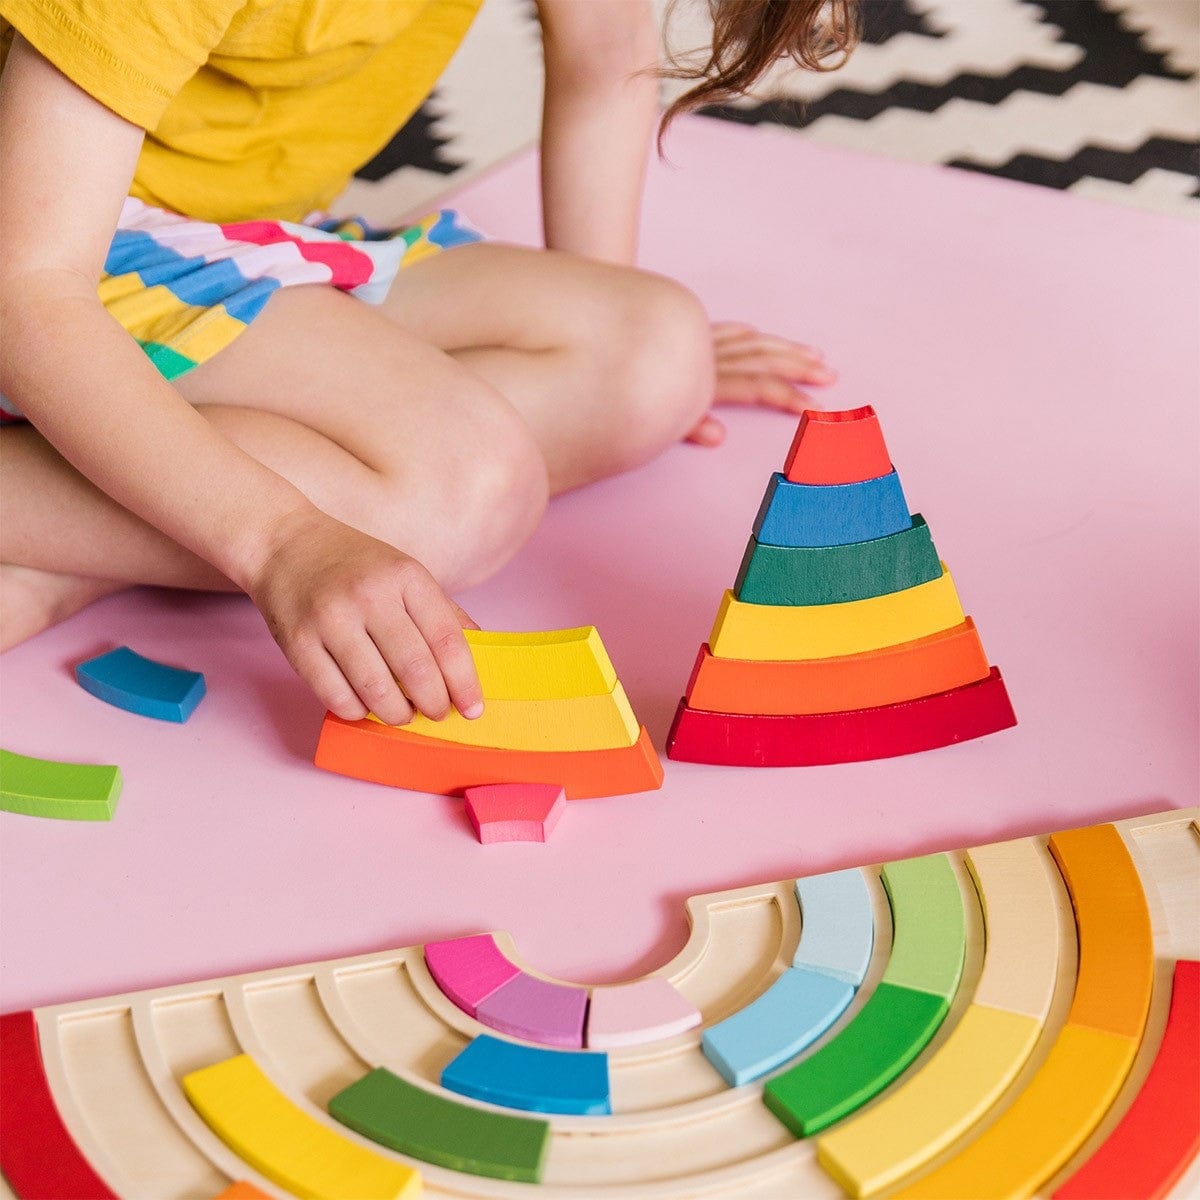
[534,0,835,443]
[0,38,481,726]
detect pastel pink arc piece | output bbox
[586,978,702,1049]
[423,934,520,1018]
[464,784,566,844]
[475,973,589,1048]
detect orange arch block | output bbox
[784,406,893,485]
[315,715,663,799]
[686,619,991,716]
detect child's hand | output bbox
[686,322,838,447]
[248,510,483,726]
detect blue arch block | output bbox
[702,967,855,1087]
[794,869,875,986]
[442,1035,610,1116]
[75,647,206,723]
[753,471,912,548]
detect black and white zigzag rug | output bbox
[342,0,1199,223]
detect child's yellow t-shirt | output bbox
[0,0,482,222]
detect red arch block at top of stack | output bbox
[784,406,892,486]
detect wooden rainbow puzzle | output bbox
[667,406,1017,766]
[1,807,1196,1198]
[314,627,662,800]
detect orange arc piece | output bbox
[214,1185,274,1200]
[783,406,893,485]
[1048,823,1154,1041]
[685,620,992,716]
[315,715,663,800]
[1053,959,1200,1200]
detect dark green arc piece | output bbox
[329,1067,550,1183]
[763,982,948,1136]
[735,514,941,606]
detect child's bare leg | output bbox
[1,287,549,646]
[381,244,715,493]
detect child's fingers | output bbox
[713,324,827,361]
[327,624,422,726]
[684,412,726,446]
[715,372,815,410]
[404,580,484,720]
[717,349,836,385]
[294,638,372,723]
[453,601,480,631]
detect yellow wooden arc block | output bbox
[817,1004,1041,1196]
[182,1055,419,1200]
[377,684,641,751]
[463,627,618,700]
[892,1024,1137,1199]
[708,566,965,662]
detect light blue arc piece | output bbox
[441,1035,611,1116]
[701,967,855,1087]
[793,869,875,985]
[75,646,206,723]
[752,471,912,547]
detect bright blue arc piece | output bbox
[75,646,206,723]
[793,869,875,985]
[753,471,912,547]
[701,967,856,1087]
[441,1035,611,1116]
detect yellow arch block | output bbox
[182,1055,419,1200]
[464,628,617,700]
[817,1004,1041,1196]
[709,566,964,661]
[385,684,641,751]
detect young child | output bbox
[0,0,856,727]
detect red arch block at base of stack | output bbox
[316,715,663,799]
[667,667,1015,766]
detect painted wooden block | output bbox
[709,567,964,662]
[585,978,701,1049]
[213,1185,272,1200]
[783,406,893,485]
[880,854,967,1003]
[793,869,874,985]
[462,628,616,699]
[182,1055,420,1200]
[0,1010,117,1199]
[764,983,950,1136]
[684,621,992,716]
[379,687,638,751]
[1053,959,1200,1200]
[702,966,855,1087]
[440,1035,610,1116]
[735,515,941,607]
[474,973,589,1049]
[424,934,520,1018]
[464,783,566,844]
[75,646,206,723]
[667,667,1017,766]
[315,717,663,799]
[330,1064,551,1181]
[0,749,122,821]
[753,470,911,548]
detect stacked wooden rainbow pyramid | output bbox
[667,406,1016,765]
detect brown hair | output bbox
[660,0,860,141]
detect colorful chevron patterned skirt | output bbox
[0,197,482,419]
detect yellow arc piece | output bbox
[463,627,618,700]
[891,1024,1137,1199]
[817,1004,1041,1197]
[709,566,965,661]
[182,1055,419,1200]
[375,684,641,751]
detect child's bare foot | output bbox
[0,563,125,650]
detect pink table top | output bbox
[2,117,1196,1012]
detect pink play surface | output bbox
[2,117,1196,1012]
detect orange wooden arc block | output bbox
[316,715,663,799]
[685,619,992,716]
[213,1185,273,1200]
[667,667,1016,765]
[783,406,893,485]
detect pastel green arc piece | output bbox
[330,1067,550,1183]
[735,515,942,606]
[763,983,949,1137]
[0,749,122,821]
[880,854,966,1001]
